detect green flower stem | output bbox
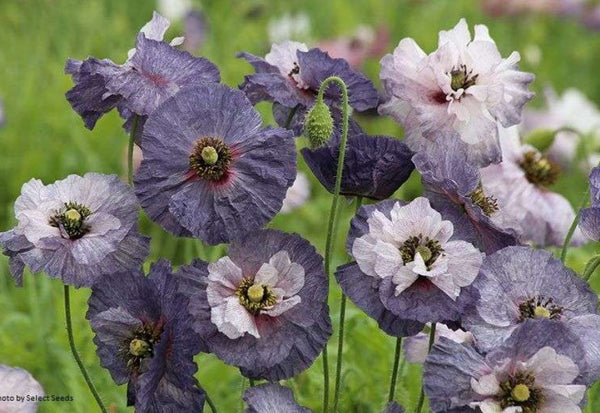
[205,394,218,413]
[319,75,350,413]
[285,104,300,129]
[583,254,600,281]
[387,337,403,403]
[63,285,107,413]
[415,323,436,413]
[333,197,363,412]
[560,188,589,263]
[249,378,256,387]
[127,115,140,186]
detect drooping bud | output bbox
[304,100,334,149]
[524,129,556,152]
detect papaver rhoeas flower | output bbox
[413,134,519,254]
[379,18,534,167]
[179,229,331,381]
[87,260,205,412]
[382,402,404,413]
[480,125,584,247]
[403,323,473,364]
[280,172,310,214]
[135,84,296,245]
[461,247,600,381]
[243,383,311,413]
[424,320,592,413]
[65,11,219,132]
[0,365,44,413]
[238,41,379,134]
[579,166,600,240]
[0,173,149,287]
[522,88,600,165]
[337,197,483,333]
[301,122,415,200]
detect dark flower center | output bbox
[519,151,560,187]
[499,371,543,412]
[469,183,499,217]
[399,235,444,269]
[450,64,478,92]
[121,320,164,375]
[288,62,300,76]
[189,137,233,182]
[49,202,92,239]
[235,277,277,315]
[518,295,563,321]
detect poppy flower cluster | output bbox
[3,9,600,413]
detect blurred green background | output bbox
[2,0,600,412]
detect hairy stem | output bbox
[387,337,403,403]
[320,75,350,413]
[63,285,107,413]
[561,188,589,263]
[333,197,363,412]
[415,323,436,413]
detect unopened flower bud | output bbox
[304,100,334,149]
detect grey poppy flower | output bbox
[424,320,593,413]
[0,173,149,287]
[579,165,600,240]
[380,18,534,167]
[238,41,379,133]
[0,365,44,413]
[87,260,205,412]
[337,197,483,333]
[480,125,584,247]
[461,246,600,382]
[179,229,331,381]
[301,122,415,200]
[134,84,296,245]
[413,133,519,254]
[382,402,404,413]
[65,11,219,132]
[243,383,311,413]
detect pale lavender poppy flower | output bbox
[424,320,593,413]
[380,18,534,167]
[480,125,584,247]
[337,197,483,333]
[180,229,331,380]
[0,173,149,287]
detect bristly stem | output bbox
[127,115,140,186]
[63,285,107,413]
[284,104,300,130]
[205,394,218,413]
[415,323,436,413]
[319,75,350,413]
[560,188,589,263]
[387,337,403,403]
[333,196,363,412]
[583,254,600,281]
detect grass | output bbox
[1,0,600,411]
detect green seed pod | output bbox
[304,100,334,149]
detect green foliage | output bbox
[1,0,600,412]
